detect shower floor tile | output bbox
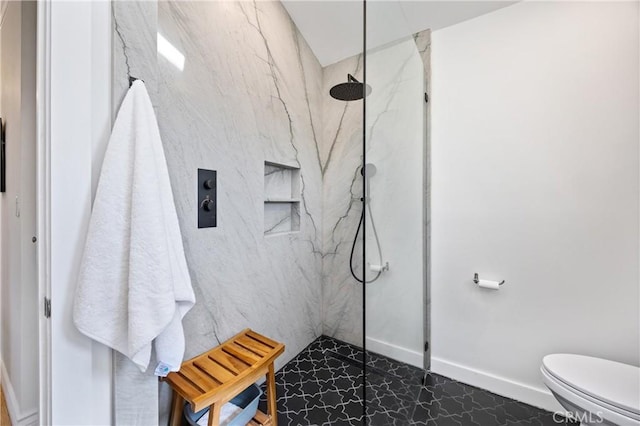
[259,336,577,426]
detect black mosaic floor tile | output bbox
[258,336,578,426]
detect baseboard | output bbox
[1,358,39,426]
[431,356,564,413]
[365,336,423,368]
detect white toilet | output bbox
[541,354,640,426]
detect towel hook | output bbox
[129,76,143,87]
[473,272,505,286]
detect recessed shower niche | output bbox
[264,161,301,236]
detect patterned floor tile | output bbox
[256,336,578,426]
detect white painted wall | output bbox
[365,37,425,368]
[431,1,639,411]
[46,1,113,424]
[0,2,39,424]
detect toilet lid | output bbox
[543,354,640,416]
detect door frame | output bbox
[35,1,51,423]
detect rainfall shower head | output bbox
[330,74,372,101]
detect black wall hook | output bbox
[129,76,143,87]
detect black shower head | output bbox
[330,74,372,101]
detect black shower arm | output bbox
[347,74,360,83]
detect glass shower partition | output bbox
[363,3,430,424]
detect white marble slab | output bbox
[153,0,324,363]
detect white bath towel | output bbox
[74,80,195,374]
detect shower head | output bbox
[330,74,372,101]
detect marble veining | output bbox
[321,54,366,346]
[264,162,300,200]
[264,202,300,235]
[112,1,158,112]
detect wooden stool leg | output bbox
[169,391,185,426]
[266,364,278,426]
[208,403,221,426]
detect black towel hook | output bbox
[129,76,143,87]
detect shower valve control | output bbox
[201,196,214,211]
[198,168,217,228]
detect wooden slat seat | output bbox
[164,329,284,426]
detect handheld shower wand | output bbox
[350,163,386,284]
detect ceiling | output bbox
[282,1,516,66]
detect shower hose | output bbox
[349,198,384,284]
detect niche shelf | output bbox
[264,161,300,236]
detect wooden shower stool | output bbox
[164,329,284,426]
